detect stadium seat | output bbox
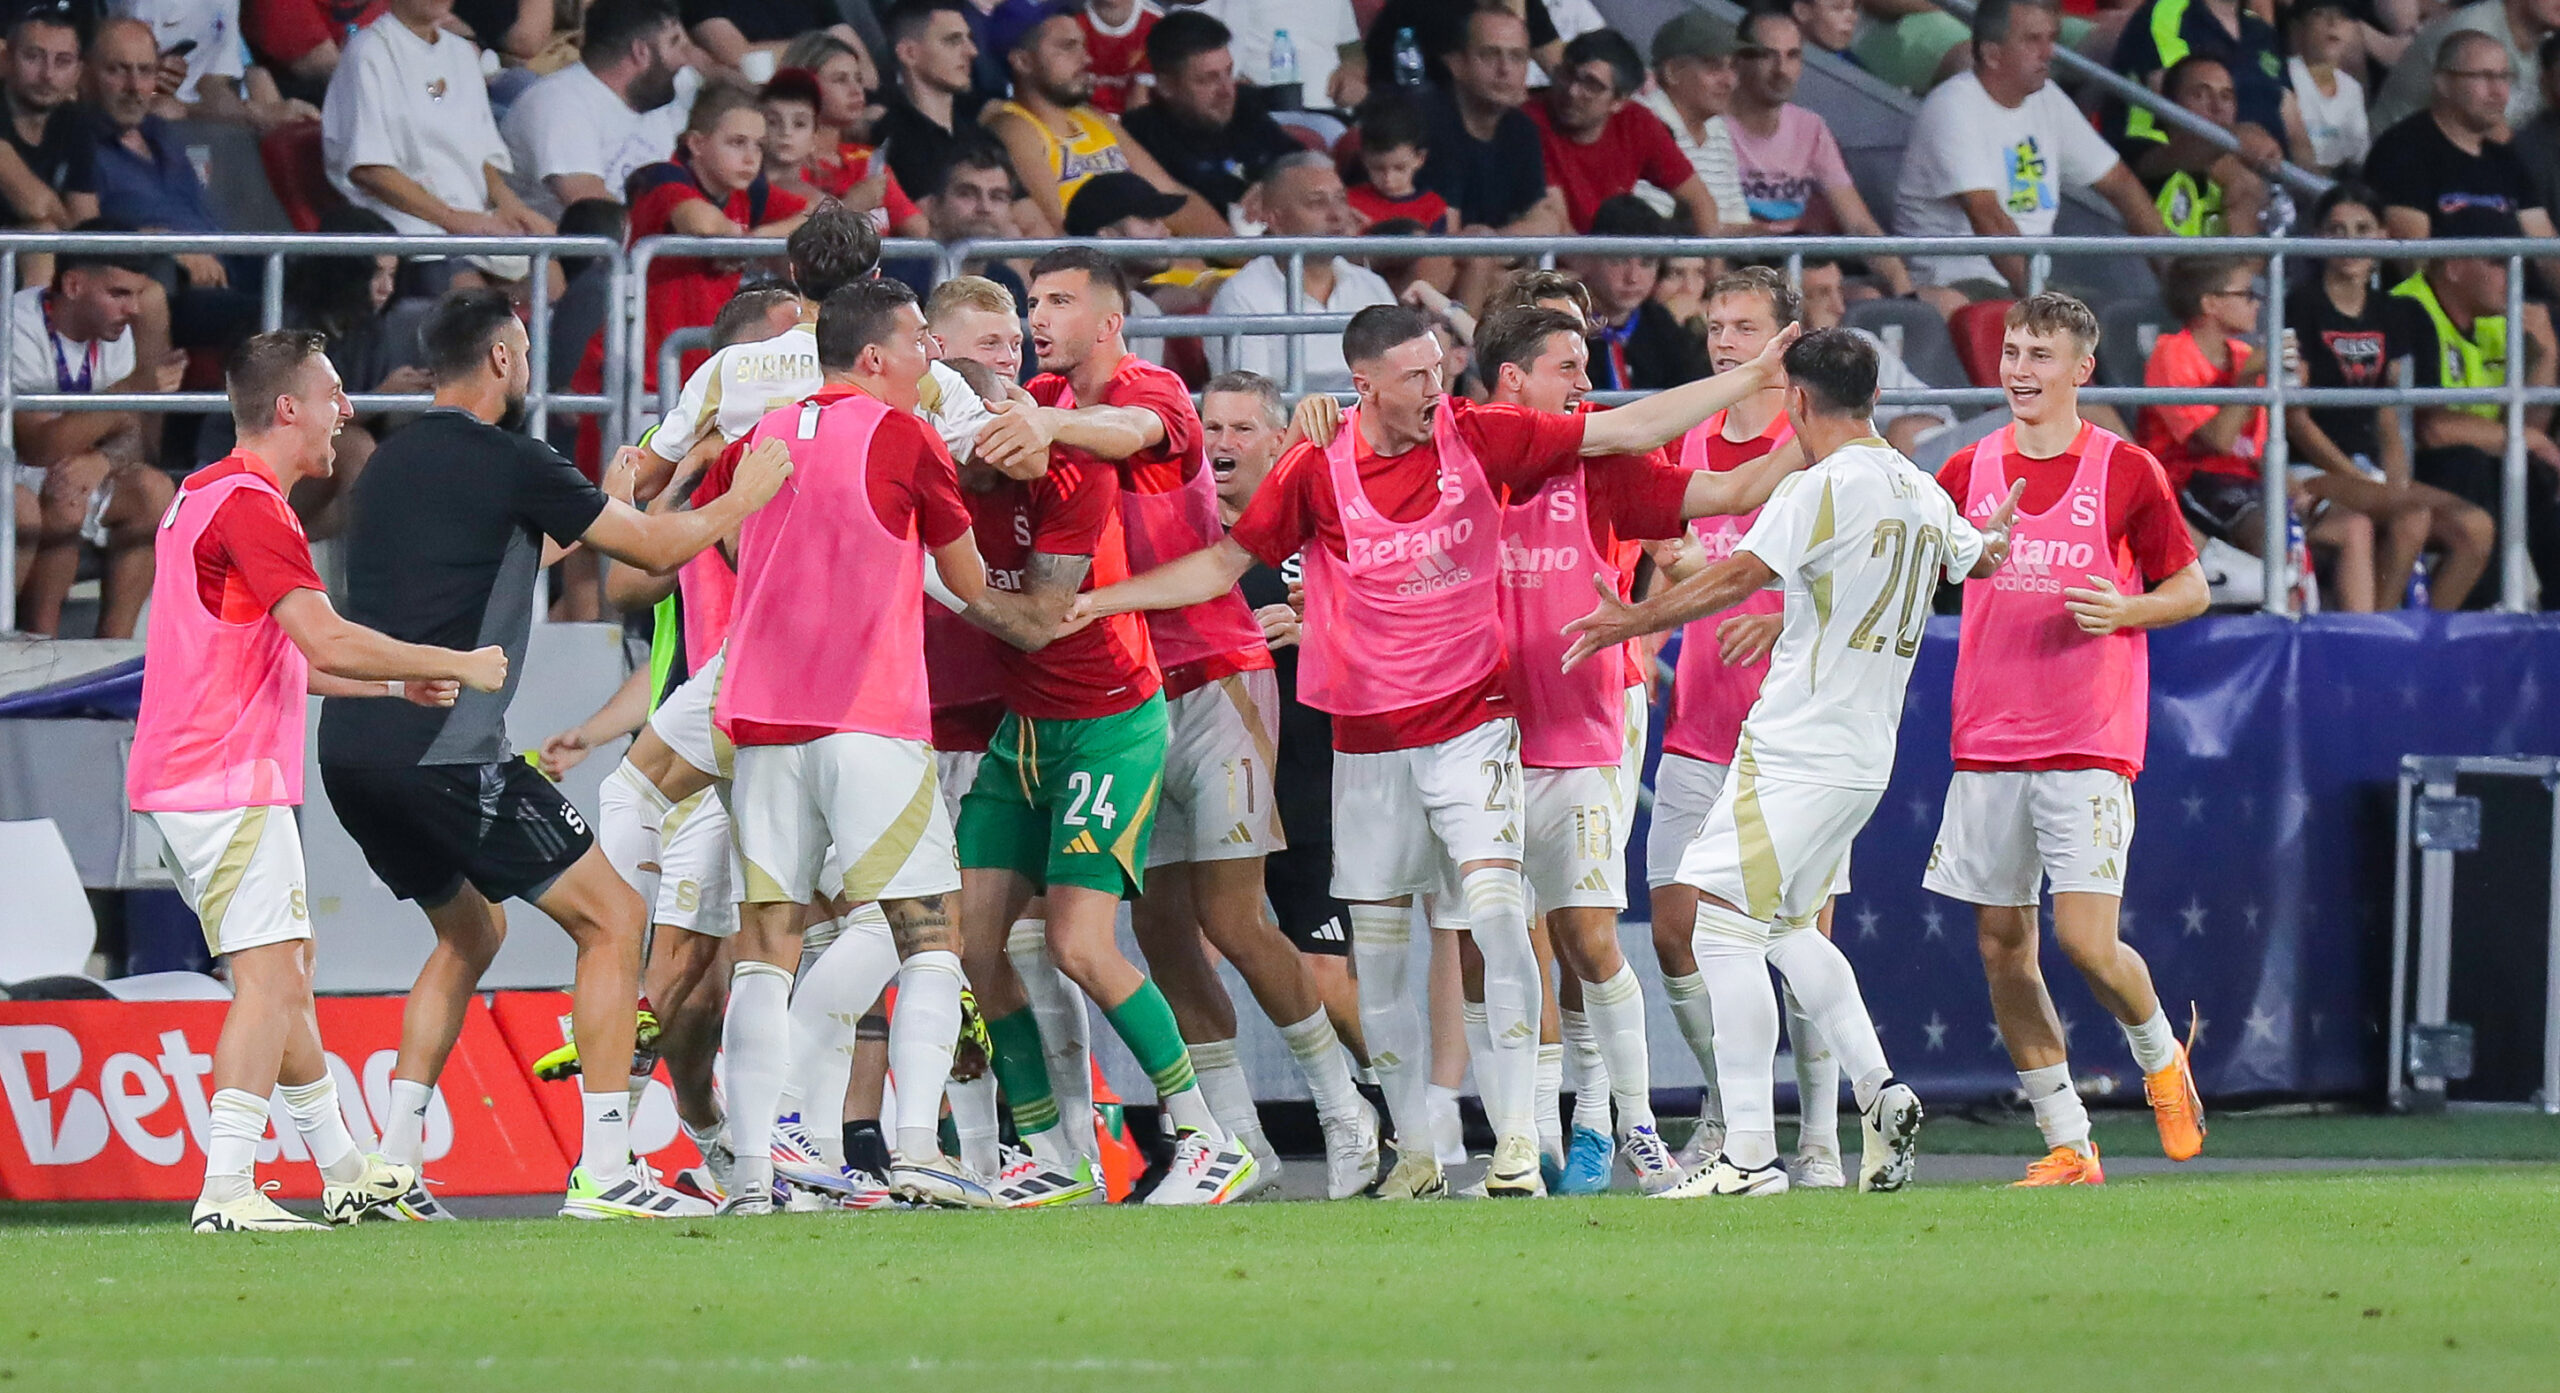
[172,119,292,233]
[2098,295,2174,389]
[1843,297,1967,393]
[258,120,342,233]
[0,819,96,982]
[1947,299,2016,388]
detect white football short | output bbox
[731,732,961,905]
[1617,683,1649,812]
[936,748,984,825]
[1330,717,1522,902]
[1922,769,2136,907]
[1675,756,1871,935]
[1149,670,1286,868]
[646,647,731,781]
[1523,763,1626,911]
[652,787,735,936]
[1648,753,1855,896]
[150,805,310,955]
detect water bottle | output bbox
[2285,503,2318,613]
[1268,28,1301,111]
[1394,26,1425,88]
[2405,552,2432,609]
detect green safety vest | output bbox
[2155,170,2226,237]
[2391,272,2508,420]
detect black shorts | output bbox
[320,759,594,907]
[1265,838,1350,957]
[2178,471,2265,543]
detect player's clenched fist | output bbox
[731,438,795,505]
[458,644,509,692]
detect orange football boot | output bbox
[2011,1144,2105,1187]
[2144,1018,2207,1161]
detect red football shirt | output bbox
[1346,183,1454,233]
[1229,397,1589,752]
[1075,0,1161,114]
[626,163,810,389]
[1526,99,1699,232]
[186,452,325,622]
[968,457,1160,721]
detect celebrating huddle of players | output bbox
[135,203,2217,1230]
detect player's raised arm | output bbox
[1580,324,1801,458]
[1077,536,1259,622]
[580,437,795,575]
[1681,436,1810,519]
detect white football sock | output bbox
[2020,1062,2092,1155]
[1349,903,1432,1157]
[277,1076,365,1184]
[1583,964,1656,1132]
[1765,926,1893,1111]
[1462,867,1537,1147]
[202,1088,266,1202]
[381,1078,432,1169]
[784,908,896,1136]
[579,1086,632,1185]
[595,760,669,899]
[2123,1007,2179,1074]
[1559,1008,1609,1137]
[1278,1008,1362,1127]
[1159,1082,1221,1137]
[1426,1082,1467,1164]
[1663,970,1722,1130]
[1460,999,1495,1127]
[1783,981,1839,1154]
[1534,1041,1565,1164]
[887,949,966,1163]
[1693,906,1781,1169]
[1006,918,1098,1160]
[947,1073,1000,1174]
[720,960,793,1187]
[1189,1037,1268,1160]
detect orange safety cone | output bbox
[1087,1063,1148,1201]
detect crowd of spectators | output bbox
[8,0,2560,636]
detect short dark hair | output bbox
[2437,27,2510,75]
[226,330,331,432]
[6,7,80,52]
[580,0,678,65]
[1201,370,1286,426]
[421,286,522,382]
[1457,3,1528,56]
[1357,89,1430,155]
[1588,194,1673,239]
[1028,246,1132,310]
[2161,254,2251,321]
[557,196,628,246]
[713,287,802,349]
[1486,267,1592,320]
[1561,30,1644,97]
[1738,7,1795,50]
[55,219,152,284]
[2312,178,2382,228]
[934,135,1015,197]
[816,278,921,370]
[1475,306,1587,382]
[2162,53,2229,103]
[1145,7,1230,77]
[1343,303,1434,366]
[1782,327,1878,416]
[885,0,969,49]
[787,203,884,302]
[1970,0,2059,47]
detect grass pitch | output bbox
[5,1158,2557,1392]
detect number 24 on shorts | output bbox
[1065,771,1120,829]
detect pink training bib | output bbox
[1949,424,2151,772]
[676,547,735,676]
[1501,466,1624,768]
[1661,412,1789,765]
[129,468,311,813]
[1117,437,1270,677]
[716,391,932,743]
[1297,405,1505,717]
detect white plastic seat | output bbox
[0,819,96,983]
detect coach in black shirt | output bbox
[316,287,789,1213]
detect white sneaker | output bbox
[560,1166,717,1219]
[1653,1155,1789,1199]
[1367,1147,1446,1200]
[1790,1143,1847,1190]
[993,1150,1102,1208]
[769,1113,840,1193]
[1858,1082,1923,1193]
[720,1158,774,1215]
[321,1154,416,1225]
[1483,1134,1546,1198]
[383,1179,456,1222]
[192,1183,329,1234]
[1620,1125,1685,1196]
[1144,1129,1258,1205]
[1322,1097,1382,1200]
[892,1154,1000,1209]
[1674,1117,1725,1173]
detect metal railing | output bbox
[0,231,624,629]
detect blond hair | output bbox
[925,274,1019,327]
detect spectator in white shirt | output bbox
[1207,150,1394,391]
[500,0,696,220]
[1636,8,1748,233]
[1893,0,2166,305]
[1188,0,1359,109]
[323,0,553,264]
[2288,0,2371,172]
[114,0,316,129]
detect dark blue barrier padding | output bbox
[0,656,142,718]
[1626,612,2560,1104]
